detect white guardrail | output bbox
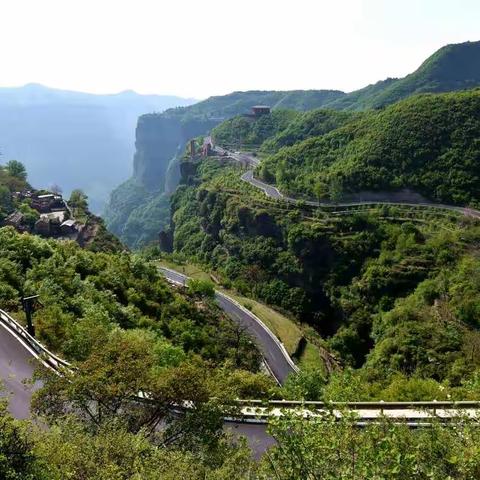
[2,308,480,425]
[159,267,299,380]
[229,403,480,425]
[0,309,71,372]
[215,290,299,374]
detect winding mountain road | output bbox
[240,169,480,218]
[240,170,480,218]
[159,267,298,385]
[215,145,480,218]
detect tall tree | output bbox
[5,160,27,181]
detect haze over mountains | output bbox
[0,83,195,211]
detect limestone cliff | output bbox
[104,89,345,248]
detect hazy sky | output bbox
[1,0,478,98]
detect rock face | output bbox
[133,116,182,191]
[103,114,220,248]
[132,114,219,193]
[105,90,346,248]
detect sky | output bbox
[0,0,479,99]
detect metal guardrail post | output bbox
[21,294,41,337]
[0,309,71,371]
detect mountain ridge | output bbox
[327,40,480,110]
[105,39,480,247]
[0,82,197,106]
[0,84,196,212]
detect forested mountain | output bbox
[104,89,344,248]
[326,40,480,110]
[165,139,480,399]
[158,83,480,401]
[0,83,195,212]
[212,108,359,152]
[105,40,480,248]
[259,90,480,205]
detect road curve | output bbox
[159,267,298,385]
[214,145,480,218]
[0,307,274,457]
[240,169,480,218]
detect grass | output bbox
[159,260,212,282]
[298,342,326,371]
[155,257,328,369]
[226,291,302,355]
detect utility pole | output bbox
[21,295,40,337]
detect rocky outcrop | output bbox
[132,114,220,192]
[105,89,346,248]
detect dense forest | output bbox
[152,49,480,406]
[105,40,480,248]
[166,123,480,401]
[258,90,480,205]
[0,225,273,476]
[1,223,480,476]
[213,108,359,152]
[0,227,270,390]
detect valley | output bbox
[2,31,480,478]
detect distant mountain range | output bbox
[0,83,196,211]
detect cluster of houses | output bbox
[3,191,81,239]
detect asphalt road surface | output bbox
[241,170,284,200]
[225,422,275,458]
[0,322,40,418]
[0,309,275,457]
[159,267,297,385]
[240,167,480,218]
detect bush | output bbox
[187,279,215,298]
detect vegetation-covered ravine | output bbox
[162,140,480,402]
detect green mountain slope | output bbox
[213,108,359,153]
[260,90,480,205]
[211,109,301,149]
[327,40,480,110]
[105,89,344,248]
[165,155,480,391]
